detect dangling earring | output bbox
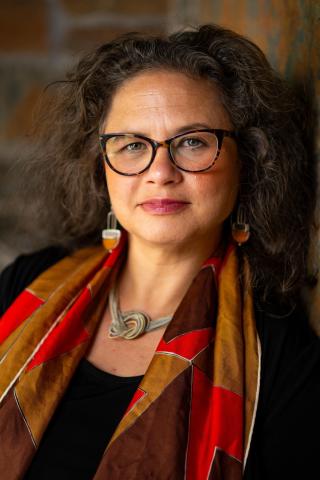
[231,204,250,246]
[102,206,121,251]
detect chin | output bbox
[143,232,186,246]
[131,224,191,247]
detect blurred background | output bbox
[0,1,319,320]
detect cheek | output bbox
[105,174,117,202]
[105,168,122,202]
[213,156,240,206]
[190,167,239,216]
[190,171,238,199]
[105,168,137,215]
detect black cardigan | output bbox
[1,247,320,480]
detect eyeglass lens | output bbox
[103,132,219,174]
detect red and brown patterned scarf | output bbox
[0,236,260,479]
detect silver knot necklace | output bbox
[108,286,173,340]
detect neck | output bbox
[117,233,224,319]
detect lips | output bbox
[139,198,190,214]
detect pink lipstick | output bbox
[139,198,189,214]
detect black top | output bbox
[24,360,142,480]
[0,246,320,480]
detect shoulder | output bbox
[254,294,319,376]
[254,293,319,410]
[0,245,69,316]
[246,293,320,478]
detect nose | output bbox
[144,144,182,185]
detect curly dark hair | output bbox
[22,24,316,305]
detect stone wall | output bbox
[1,1,319,302]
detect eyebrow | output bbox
[117,123,213,137]
[172,123,212,134]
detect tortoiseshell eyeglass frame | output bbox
[99,129,237,176]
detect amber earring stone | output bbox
[232,223,250,245]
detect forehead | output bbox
[104,70,232,132]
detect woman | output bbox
[0,24,319,480]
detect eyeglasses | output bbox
[99,129,236,176]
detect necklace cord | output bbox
[108,287,172,340]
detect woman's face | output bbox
[102,70,240,253]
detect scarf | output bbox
[0,236,260,479]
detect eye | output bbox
[124,142,147,152]
[178,137,207,149]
